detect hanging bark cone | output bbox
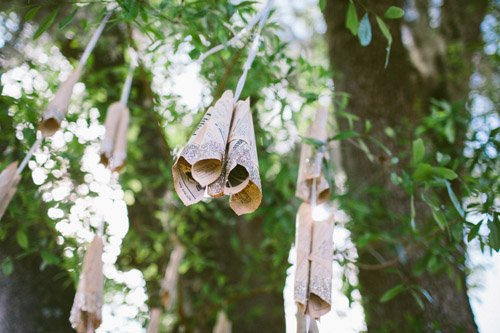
[160,243,185,310]
[100,102,130,172]
[296,107,330,205]
[213,310,232,333]
[224,98,262,215]
[70,235,104,333]
[0,161,21,221]
[172,90,234,205]
[39,68,82,137]
[294,202,333,320]
[146,307,162,333]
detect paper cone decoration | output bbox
[39,68,82,137]
[0,161,21,221]
[172,90,234,205]
[224,98,262,215]
[296,107,330,205]
[70,235,104,333]
[296,309,319,333]
[99,102,130,172]
[160,243,185,309]
[294,203,333,319]
[213,311,232,333]
[146,307,162,333]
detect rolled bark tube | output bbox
[296,107,330,204]
[100,102,125,166]
[0,161,21,221]
[224,98,262,215]
[109,103,130,172]
[39,68,82,137]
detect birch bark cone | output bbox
[110,103,130,172]
[224,98,262,215]
[213,310,232,333]
[160,243,185,309]
[146,307,162,333]
[39,68,82,137]
[69,235,104,333]
[172,90,234,205]
[0,161,21,221]
[294,202,333,320]
[296,107,330,204]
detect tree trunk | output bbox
[324,0,486,331]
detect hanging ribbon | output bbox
[160,242,185,310]
[213,310,232,333]
[39,10,112,137]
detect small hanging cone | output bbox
[39,68,82,137]
[109,103,130,172]
[213,310,232,333]
[0,161,21,221]
[224,98,262,215]
[160,243,185,309]
[296,107,330,205]
[146,307,162,333]
[296,309,319,333]
[70,235,104,333]
[294,202,333,320]
[172,90,234,205]
[100,102,124,166]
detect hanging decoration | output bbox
[39,10,112,137]
[160,242,185,310]
[146,307,162,333]
[293,108,334,330]
[69,235,104,333]
[0,161,21,221]
[172,0,272,215]
[100,49,136,172]
[296,107,330,205]
[213,310,232,333]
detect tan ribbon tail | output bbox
[225,98,262,215]
[296,107,330,204]
[190,90,234,187]
[294,203,313,313]
[70,235,104,333]
[0,161,21,221]
[160,243,185,310]
[213,310,232,333]
[39,68,82,137]
[100,102,123,166]
[110,103,130,172]
[146,307,162,333]
[307,214,334,319]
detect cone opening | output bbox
[317,189,330,205]
[192,159,222,187]
[225,164,250,194]
[39,118,60,137]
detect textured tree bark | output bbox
[324,0,486,331]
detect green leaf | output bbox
[412,138,425,164]
[432,167,457,180]
[330,131,359,141]
[123,0,139,21]
[467,221,482,242]
[33,8,59,40]
[380,284,405,302]
[24,6,41,22]
[346,1,359,35]
[59,7,79,29]
[319,0,326,12]
[488,217,500,252]
[410,194,416,230]
[445,180,464,218]
[358,138,374,162]
[376,17,392,68]
[444,119,455,143]
[413,163,433,181]
[301,136,326,149]
[357,13,372,47]
[384,6,405,19]
[2,257,13,276]
[422,195,447,230]
[41,251,61,265]
[16,230,29,250]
